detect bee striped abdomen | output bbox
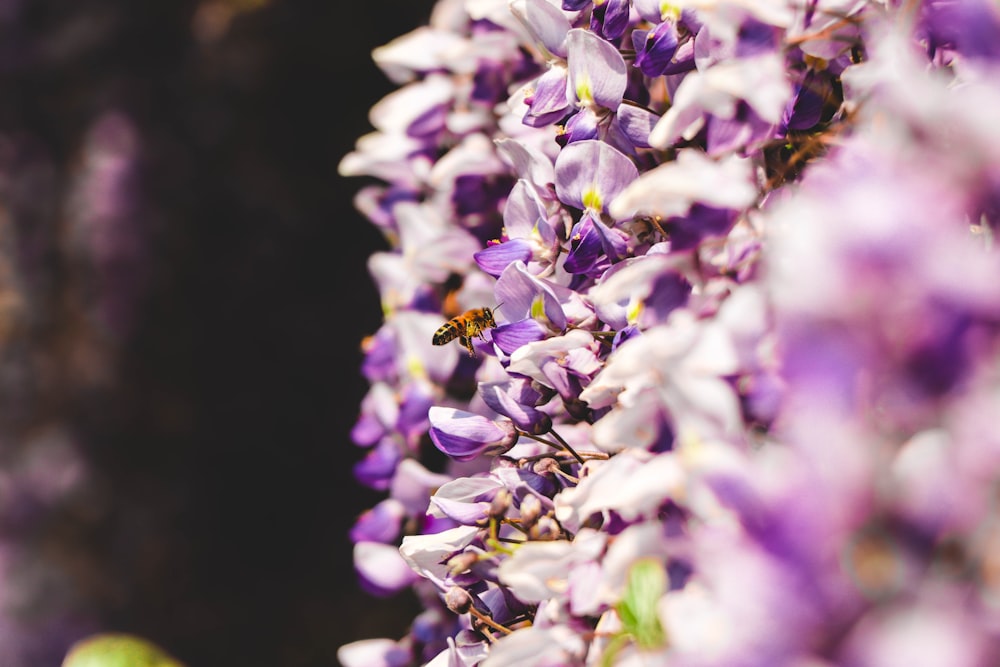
[432,321,461,346]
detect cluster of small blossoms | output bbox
[338,1,1000,666]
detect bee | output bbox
[432,306,498,357]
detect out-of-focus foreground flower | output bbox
[339,1,1000,665]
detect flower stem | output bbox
[516,428,586,464]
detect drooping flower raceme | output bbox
[338,1,1000,666]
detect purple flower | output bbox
[354,541,420,597]
[479,377,553,434]
[632,20,680,77]
[428,407,519,462]
[590,0,630,41]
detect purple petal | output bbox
[452,172,513,219]
[734,17,782,57]
[561,109,600,144]
[360,325,398,383]
[705,105,774,156]
[350,411,384,447]
[662,37,697,75]
[645,271,692,322]
[475,239,534,277]
[354,541,419,597]
[666,203,738,250]
[919,0,1000,60]
[494,138,555,193]
[512,0,572,58]
[564,215,609,276]
[612,324,642,351]
[591,0,630,41]
[502,179,548,238]
[494,261,570,331]
[353,438,402,491]
[390,458,453,516]
[566,28,628,111]
[397,382,435,449]
[554,139,639,215]
[491,319,550,355]
[428,495,491,525]
[350,498,406,544]
[591,213,629,261]
[782,70,832,132]
[522,106,572,128]
[616,102,661,149]
[526,66,572,119]
[479,381,554,434]
[428,406,519,462]
[337,638,410,667]
[633,20,679,77]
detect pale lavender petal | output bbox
[511,0,571,58]
[399,525,481,585]
[390,458,453,516]
[480,625,586,667]
[525,66,571,118]
[616,102,661,149]
[502,179,547,238]
[554,139,639,215]
[609,149,757,220]
[491,318,550,355]
[480,380,553,434]
[561,108,600,143]
[355,541,420,596]
[428,406,519,462]
[494,260,571,330]
[350,498,407,544]
[494,137,556,191]
[474,239,534,277]
[566,28,628,111]
[337,639,410,667]
[428,495,491,525]
[496,540,577,602]
[553,450,684,533]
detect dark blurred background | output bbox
[0,1,435,665]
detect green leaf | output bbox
[62,633,185,667]
[616,557,668,650]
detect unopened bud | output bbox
[530,515,561,541]
[445,586,474,615]
[490,488,512,520]
[518,494,543,528]
[532,457,560,476]
[446,551,480,575]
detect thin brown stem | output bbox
[523,431,584,465]
[469,607,514,637]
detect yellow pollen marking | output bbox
[405,354,426,380]
[530,297,546,320]
[582,187,602,211]
[626,298,643,324]
[575,73,594,106]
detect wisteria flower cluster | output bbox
[338,1,1000,665]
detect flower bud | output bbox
[518,494,543,529]
[489,488,513,520]
[445,586,474,615]
[446,551,481,576]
